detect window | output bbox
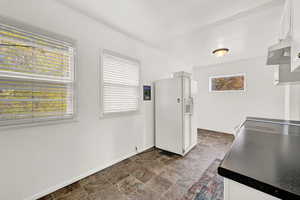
[101,50,140,115]
[0,22,75,126]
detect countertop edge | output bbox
[218,166,300,199]
[246,117,300,126]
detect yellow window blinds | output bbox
[0,22,75,126]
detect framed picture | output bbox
[209,73,245,92]
[143,85,151,101]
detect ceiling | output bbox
[57,0,285,67]
[166,3,284,67]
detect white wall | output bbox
[0,1,179,200]
[193,57,285,134]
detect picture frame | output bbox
[209,73,246,92]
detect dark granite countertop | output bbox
[218,117,300,199]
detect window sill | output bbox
[0,117,79,131]
[99,110,141,119]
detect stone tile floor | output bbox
[39,130,234,200]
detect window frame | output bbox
[99,49,141,118]
[0,16,78,129]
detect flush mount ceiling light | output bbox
[213,48,229,57]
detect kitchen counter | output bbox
[218,117,300,199]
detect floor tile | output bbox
[142,159,166,174]
[51,182,83,199]
[116,175,144,196]
[55,187,88,200]
[144,175,172,194]
[79,175,97,186]
[131,166,156,183]
[88,185,128,200]
[83,178,111,195]
[38,130,234,200]
[161,184,186,200]
[158,167,181,184]
[104,168,130,185]
[126,186,160,200]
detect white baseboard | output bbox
[197,127,234,135]
[142,144,154,152]
[26,145,153,200]
[183,142,197,156]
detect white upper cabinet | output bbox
[291,0,300,71]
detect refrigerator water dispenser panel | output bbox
[143,85,151,101]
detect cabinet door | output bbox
[291,39,300,71]
[224,178,280,200]
[292,0,300,71]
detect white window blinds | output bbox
[102,51,140,114]
[0,22,75,126]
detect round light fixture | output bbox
[213,48,229,57]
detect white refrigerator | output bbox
[155,72,197,156]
